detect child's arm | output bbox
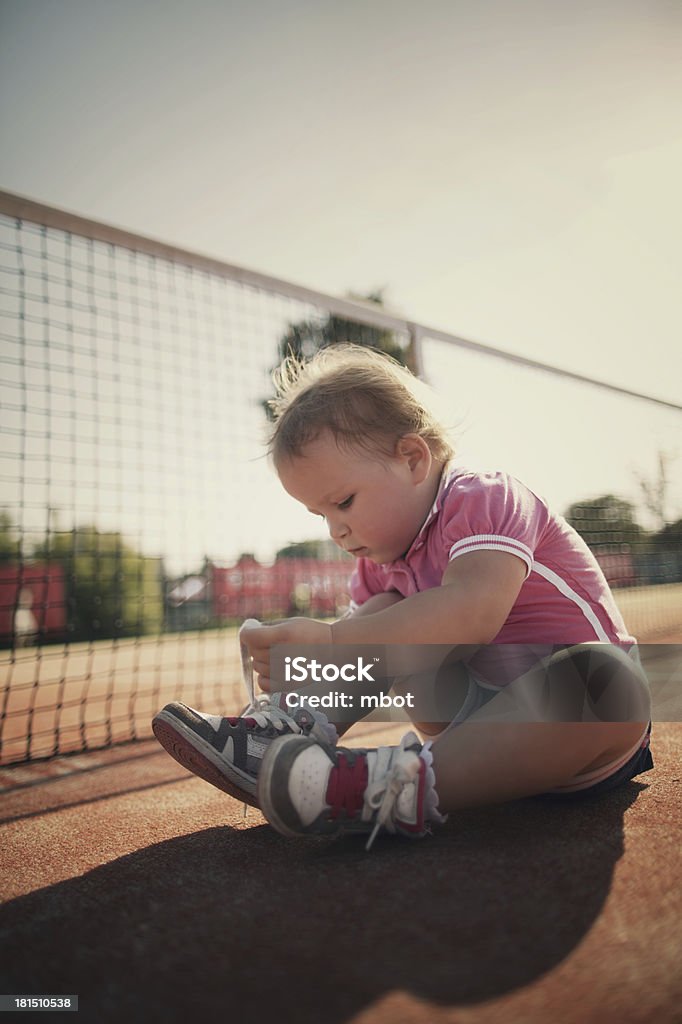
[244,592,403,690]
[331,551,526,646]
[242,551,526,687]
[338,591,404,619]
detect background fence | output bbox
[1,190,680,764]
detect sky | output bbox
[1,0,681,566]
[1,0,680,402]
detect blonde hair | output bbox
[267,344,455,465]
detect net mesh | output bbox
[1,198,680,764]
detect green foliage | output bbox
[275,540,327,560]
[635,450,677,531]
[263,291,414,422]
[565,495,649,552]
[0,510,19,563]
[651,517,682,552]
[33,527,164,640]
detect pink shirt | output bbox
[349,465,648,792]
[350,465,635,649]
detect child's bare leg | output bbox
[425,645,651,812]
[391,669,641,805]
[429,720,647,811]
[391,662,472,736]
[255,646,650,845]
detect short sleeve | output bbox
[349,557,388,612]
[440,473,547,580]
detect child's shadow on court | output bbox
[0,783,646,1023]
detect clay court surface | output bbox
[1,597,681,1023]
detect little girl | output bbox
[153,344,653,849]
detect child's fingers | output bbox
[240,623,275,651]
[256,672,271,693]
[241,623,289,663]
[252,655,270,678]
[242,619,328,691]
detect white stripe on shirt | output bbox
[531,562,610,641]
[449,534,534,578]
[448,536,611,641]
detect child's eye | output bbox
[338,496,354,510]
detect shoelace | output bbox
[239,622,310,817]
[239,618,260,707]
[239,625,267,819]
[238,696,304,819]
[233,696,303,734]
[364,735,422,851]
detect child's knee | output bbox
[571,719,649,776]
[392,662,472,728]
[544,645,651,723]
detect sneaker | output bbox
[152,696,338,808]
[258,730,446,849]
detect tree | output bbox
[275,540,326,560]
[651,518,682,552]
[565,495,649,552]
[634,450,679,530]
[263,290,415,421]
[0,510,18,563]
[33,527,164,641]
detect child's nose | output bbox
[328,516,349,543]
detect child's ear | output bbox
[396,434,431,482]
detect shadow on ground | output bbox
[0,783,645,1024]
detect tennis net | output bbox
[1,190,680,764]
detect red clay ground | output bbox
[1,716,681,1024]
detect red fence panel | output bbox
[0,564,67,645]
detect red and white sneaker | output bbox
[258,730,446,849]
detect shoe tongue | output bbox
[395,781,419,822]
[366,745,423,828]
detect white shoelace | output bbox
[240,696,302,734]
[239,618,260,706]
[363,733,422,851]
[239,620,309,817]
[240,694,303,820]
[238,619,305,734]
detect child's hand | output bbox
[240,618,333,692]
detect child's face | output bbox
[276,431,433,564]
